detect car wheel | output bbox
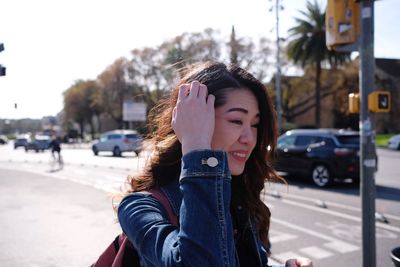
[352,176,360,185]
[113,146,121,157]
[311,164,332,187]
[397,143,400,151]
[92,146,99,156]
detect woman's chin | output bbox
[229,167,244,176]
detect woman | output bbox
[118,62,312,267]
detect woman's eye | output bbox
[230,120,243,125]
[251,123,259,128]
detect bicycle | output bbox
[49,150,64,170]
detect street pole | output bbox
[275,0,282,134]
[359,1,376,266]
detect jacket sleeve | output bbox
[118,150,236,267]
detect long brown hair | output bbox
[126,61,280,247]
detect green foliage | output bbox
[62,27,276,136]
[286,0,350,127]
[376,134,394,147]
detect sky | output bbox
[0,0,399,120]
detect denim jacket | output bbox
[118,150,270,267]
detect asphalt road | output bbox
[0,168,120,267]
[266,147,400,267]
[0,143,399,266]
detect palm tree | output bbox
[287,0,350,128]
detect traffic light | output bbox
[326,0,360,50]
[368,91,391,112]
[0,65,5,76]
[0,43,5,76]
[348,93,360,113]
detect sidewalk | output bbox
[61,142,93,150]
[0,168,120,267]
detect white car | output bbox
[92,130,143,156]
[388,134,400,150]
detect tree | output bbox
[286,0,350,128]
[128,47,171,110]
[229,26,239,64]
[63,81,89,138]
[97,58,131,128]
[161,28,222,77]
[63,79,102,138]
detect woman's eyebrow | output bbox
[226,107,260,117]
[226,107,248,114]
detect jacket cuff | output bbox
[180,149,230,179]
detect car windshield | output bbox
[336,135,359,145]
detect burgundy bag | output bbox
[91,189,179,267]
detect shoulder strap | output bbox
[148,188,179,226]
[92,188,178,267]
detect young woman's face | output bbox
[211,88,260,175]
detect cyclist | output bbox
[49,135,63,167]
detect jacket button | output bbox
[206,157,218,167]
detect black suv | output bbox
[274,129,362,187]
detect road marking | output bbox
[268,257,284,266]
[73,169,87,175]
[105,175,125,182]
[269,230,298,243]
[324,241,359,253]
[266,189,400,221]
[299,246,333,259]
[267,196,400,233]
[272,217,358,246]
[272,251,304,264]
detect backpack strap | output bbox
[92,188,178,267]
[148,188,179,226]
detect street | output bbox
[0,143,399,266]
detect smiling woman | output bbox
[93,61,313,267]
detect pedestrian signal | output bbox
[326,0,360,50]
[368,91,390,113]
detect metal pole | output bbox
[359,1,376,266]
[275,0,282,134]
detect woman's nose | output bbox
[239,126,255,144]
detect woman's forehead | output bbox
[223,89,259,110]
[225,88,258,106]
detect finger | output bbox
[206,94,215,111]
[177,84,190,102]
[171,106,177,124]
[198,84,208,102]
[188,81,200,99]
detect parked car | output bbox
[14,135,29,149]
[388,134,400,150]
[274,129,362,187]
[0,135,8,144]
[25,135,51,152]
[92,130,143,156]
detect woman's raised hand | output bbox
[171,81,215,155]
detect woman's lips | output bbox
[229,151,248,162]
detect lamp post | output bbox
[271,0,283,134]
[359,1,376,266]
